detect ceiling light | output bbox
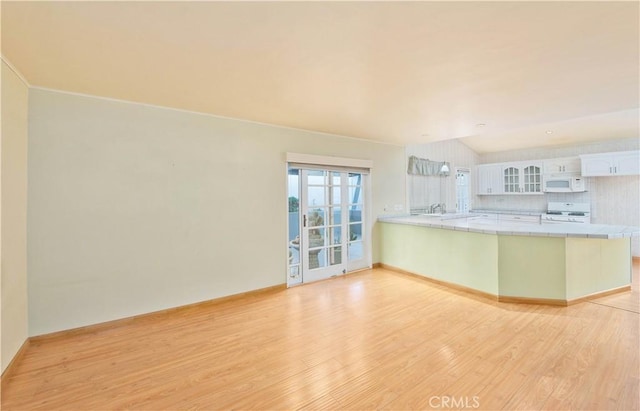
[546,130,553,134]
[476,123,486,127]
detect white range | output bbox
[543,202,591,224]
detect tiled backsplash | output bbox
[473,180,593,212]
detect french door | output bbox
[288,168,368,285]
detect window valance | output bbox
[407,156,450,176]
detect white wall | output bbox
[27,88,406,336]
[406,139,479,212]
[1,60,30,373]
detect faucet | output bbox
[428,203,446,214]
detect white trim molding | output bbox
[286,152,373,170]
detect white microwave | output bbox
[543,176,585,193]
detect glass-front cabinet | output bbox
[478,161,542,195]
[522,164,542,193]
[501,162,542,194]
[503,166,520,193]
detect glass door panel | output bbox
[456,169,470,213]
[301,170,346,282]
[347,172,367,271]
[287,169,302,286]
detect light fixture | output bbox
[476,123,486,128]
[546,130,553,134]
[440,163,450,174]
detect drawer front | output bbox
[498,214,541,224]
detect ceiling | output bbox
[2,1,638,153]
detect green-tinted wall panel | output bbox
[379,223,499,294]
[566,237,631,300]
[379,221,632,303]
[497,236,566,299]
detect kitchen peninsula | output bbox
[378,214,639,305]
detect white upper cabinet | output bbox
[501,161,543,194]
[542,157,581,176]
[477,161,542,195]
[477,164,503,195]
[580,151,640,176]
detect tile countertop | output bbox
[377,214,640,239]
[469,209,543,216]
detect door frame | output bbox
[285,153,373,287]
[455,167,471,213]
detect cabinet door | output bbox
[498,214,541,224]
[477,165,502,195]
[503,166,520,193]
[543,159,564,174]
[614,152,640,176]
[489,166,503,194]
[581,155,613,176]
[544,157,580,175]
[522,165,542,193]
[561,157,581,174]
[477,166,491,194]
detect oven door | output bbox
[542,215,568,224]
[542,215,588,224]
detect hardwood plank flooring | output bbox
[2,262,638,410]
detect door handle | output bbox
[303,214,307,227]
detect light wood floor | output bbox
[2,261,638,410]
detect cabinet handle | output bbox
[610,167,612,174]
[614,166,617,174]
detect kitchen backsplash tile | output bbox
[473,180,593,211]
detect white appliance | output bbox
[542,202,591,224]
[543,176,586,193]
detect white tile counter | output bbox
[378,214,639,239]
